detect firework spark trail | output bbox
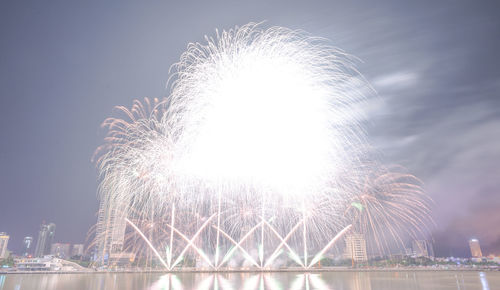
[211,225,260,268]
[94,23,433,269]
[308,224,353,267]
[124,218,168,268]
[345,166,434,257]
[264,219,305,267]
[219,220,265,267]
[168,204,175,268]
[261,218,305,268]
[169,213,217,269]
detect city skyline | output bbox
[0,223,491,260]
[0,223,86,259]
[1,0,500,258]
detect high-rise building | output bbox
[427,241,435,258]
[71,244,85,257]
[34,223,56,257]
[469,238,483,258]
[51,243,71,259]
[412,240,429,257]
[344,233,368,262]
[94,198,127,264]
[0,232,9,259]
[23,236,33,257]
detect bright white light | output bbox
[169,25,366,198]
[176,55,331,192]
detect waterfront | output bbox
[0,271,498,289]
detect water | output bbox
[0,271,498,290]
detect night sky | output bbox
[1,0,499,257]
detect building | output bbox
[51,243,71,259]
[412,240,429,257]
[427,241,435,258]
[15,256,61,271]
[15,256,83,271]
[71,244,85,257]
[34,223,56,257]
[94,197,127,265]
[469,238,483,258]
[0,232,9,259]
[344,233,368,262]
[108,252,136,267]
[23,236,33,257]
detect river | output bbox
[0,271,498,289]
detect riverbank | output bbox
[2,266,499,275]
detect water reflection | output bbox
[149,272,360,290]
[349,273,371,290]
[149,274,183,290]
[480,272,490,290]
[146,271,498,290]
[0,271,498,290]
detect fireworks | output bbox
[93,23,432,269]
[345,166,434,256]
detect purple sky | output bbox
[1,0,499,257]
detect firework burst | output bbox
[93,23,432,269]
[345,166,434,257]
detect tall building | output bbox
[51,243,71,259]
[344,233,368,262]
[469,238,483,258]
[34,223,56,257]
[71,244,85,257]
[412,240,429,257]
[0,232,9,259]
[23,236,33,257]
[94,197,127,264]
